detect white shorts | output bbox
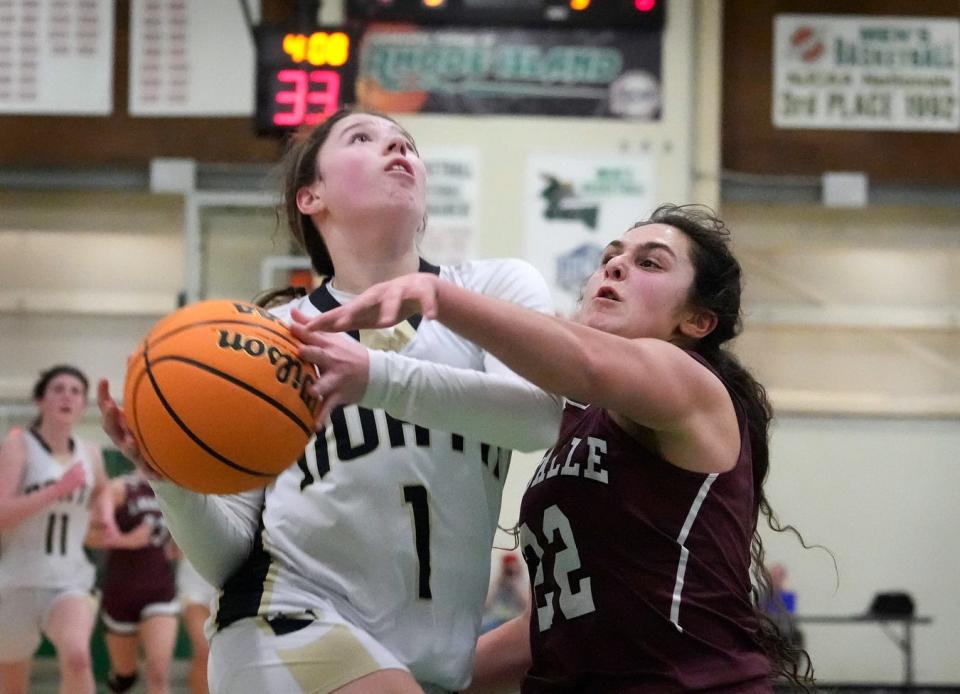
[177,558,218,609]
[0,586,95,662]
[208,611,410,694]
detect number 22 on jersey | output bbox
[522,504,596,631]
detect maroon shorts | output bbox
[101,576,178,634]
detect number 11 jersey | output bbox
[0,430,96,592]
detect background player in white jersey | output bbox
[98,108,563,694]
[0,365,116,694]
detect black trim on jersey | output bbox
[28,428,76,455]
[215,513,274,632]
[481,443,507,480]
[307,258,441,341]
[266,613,315,636]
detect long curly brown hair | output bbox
[636,204,817,690]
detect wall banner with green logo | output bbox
[356,26,662,119]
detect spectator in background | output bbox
[762,562,803,649]
[0,365,116,694]
[86,470,179,694]
[482,553,530,633]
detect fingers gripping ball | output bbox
[123,300,320,494]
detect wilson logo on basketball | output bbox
[216,329,320,413]
[125,299,320,494]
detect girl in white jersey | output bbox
[0,365,116,694]
[98,108,563,694]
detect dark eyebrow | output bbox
[338,121,373,139]
[602,240,677,258]
[339,120,419,153]
[638,241,677,258]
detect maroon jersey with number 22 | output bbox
[518,355,771,693]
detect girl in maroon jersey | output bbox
[294,204,813,692]
[86,470,179,694]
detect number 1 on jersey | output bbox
[403,484,432,599]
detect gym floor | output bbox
[30,657,192,693]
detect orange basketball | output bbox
[123,300,320,494]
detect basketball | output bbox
[123,300,320,494]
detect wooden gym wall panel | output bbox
[722,0,960,185]
[0,0,298,167]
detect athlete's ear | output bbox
[296,183,326,216]
[678,307,717,341]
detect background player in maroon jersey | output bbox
[295,204,813,692]
[86,470,179,694]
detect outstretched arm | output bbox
[362,350,561,452]
[97,379,262,586]
[151,481,263,586]
[288,260,563,451]
[285,322,561,452]
[307,274,724,429]
[303,272,738,473]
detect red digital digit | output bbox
[274,69,308,126]
[304,70,341,125]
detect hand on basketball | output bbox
[289,308,370,426]
[96,379,164,482]
[305,273,441,333]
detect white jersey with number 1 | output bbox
[213,258,560,691]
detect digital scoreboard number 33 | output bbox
[255,25,359,134]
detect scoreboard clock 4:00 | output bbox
[255,25,359,134]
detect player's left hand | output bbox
[120,520,154,550]
[89,509,120,545]
[290,308,371,427]
[304,272,441,333]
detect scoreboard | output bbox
[255,25,359,134]
[345,0,665,29]
[254,0,666,132]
